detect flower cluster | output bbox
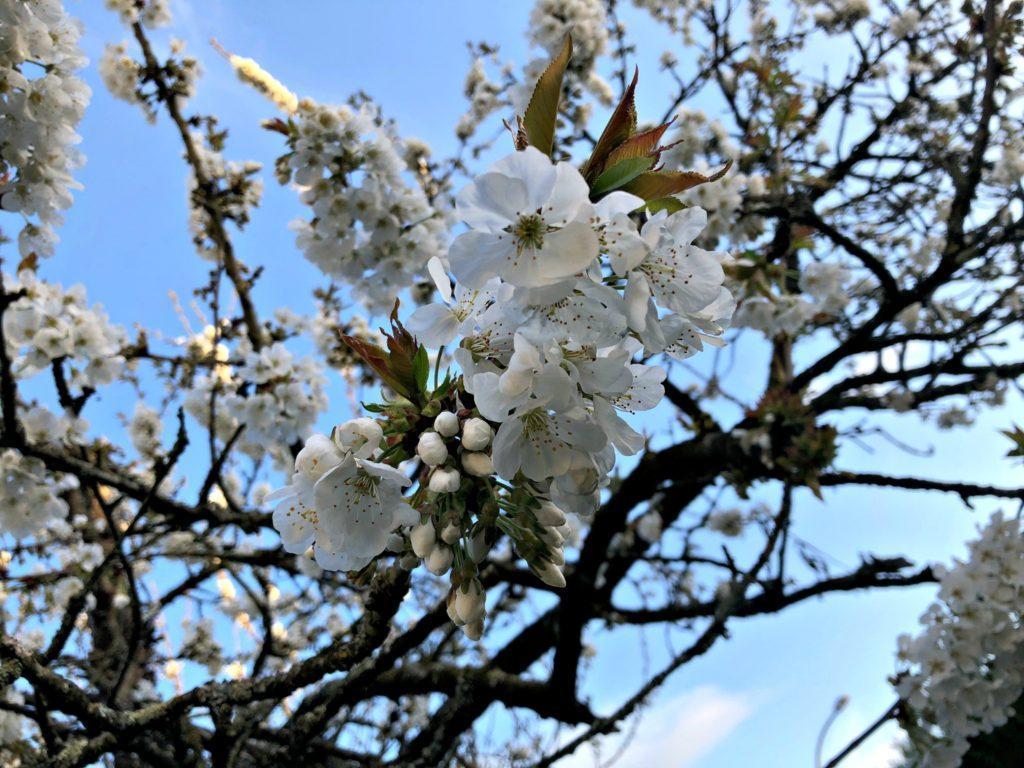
[0,449,69,538]
[104,0,171,28]
[0,0,90,262]
[99,38,200,124]
[895,512,1024,767]
[99,42,144,108]
[184,341,328,470]
[2,271,127,389]
[517,0,614,113]
[271,136,733,635]
[274,98,447,315]
[660,108,766,249]
[268,418,416,572]
[186,130,263,259]
[732,260,854,337]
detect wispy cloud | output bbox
[558,686,758,768]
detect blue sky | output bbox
[31,1,1021,765]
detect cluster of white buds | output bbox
[416,412,496,497]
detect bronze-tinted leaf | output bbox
[522,36,572,156]
[622,160,733,200]
[603,121,673,168]
[340,334,407,397]
[581,68,639,181]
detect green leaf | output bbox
[412,345,429,394]
[523,36,572,157]
[581,68,638,181]
[622,160,733,200]
[590,156,655,197]
[642,196,687,214]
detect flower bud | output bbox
[468,528,490,563]
[461,417,493,451]
[539,525,564,548]
[534,501,566,527]
[333,417,383,459]
[426,544,454,575]
[547,546,565,566]
[429,467,461,494]
[531,559,566,588]
[416,431,448,466]
[410,521,436,558]
[455,582,487,624]
[441,521,461,545]
[434,410,460,437]
[462,619,484,641]
[446,591,465,626]
[385,533,405,553]
[295,434,342,481]
[461,451,493,477]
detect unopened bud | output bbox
[410,521,436,558]
[429,467,461,494]
[534,501,566,527]
[468,528,490,563]
[426,544,454,575]
[434,410,460,437]
[462,618,484,641]
[461,417,493,451]
[455,581,487,624]
[462,451,493,477]
[441,521,461,545]
[531,559,566,588]
[446,591,465,626]
[416,431,448,466]
[539,525,564,548]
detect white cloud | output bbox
[557,686,757,768]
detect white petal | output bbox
[491,417,526,479]
[664,206,708,245]
[535,221,600,284]
[594,190,644,219]
[407,303,460,348]
[449,231,514,289]
[544,161,592,224]
[491,146,557,209]
[624,274,651,331]
[457,172,528,231]
[427,255,453,302]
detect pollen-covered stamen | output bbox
[521,408,549,435]
[344,470,380,496]
[509,212,551,251]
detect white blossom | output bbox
[896,512,1024,766]
[267,423,416,572]
[0,0,90,259]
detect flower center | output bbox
[521,408,549,435]
[345,471,379,496]
[512,214,547,250]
